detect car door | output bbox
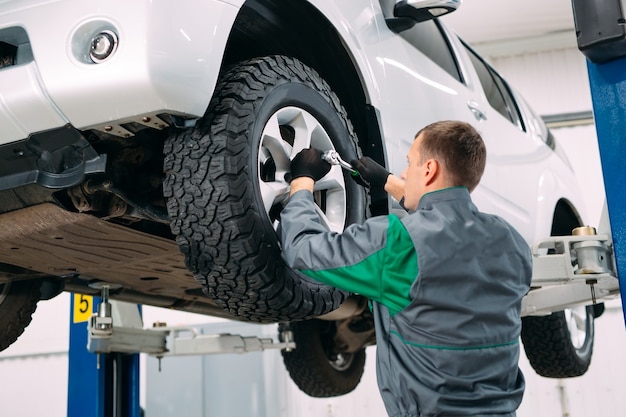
[454,40,557,240]
[369,12,502,217]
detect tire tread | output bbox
[0,281,41,352]
[164,56,362,322]
[521,308,593,378]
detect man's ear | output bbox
[424,159,439,185]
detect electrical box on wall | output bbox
[572,0,626,63]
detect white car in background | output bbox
[0,0,609,396]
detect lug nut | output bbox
[90,30,118,63]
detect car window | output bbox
[516,91,555,149]
[399,20,462,83]
[462,43,525,132]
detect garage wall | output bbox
[0,293,70,417]
[489,47,592,115]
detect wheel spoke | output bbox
[328,189,347,228]
[261,114,293,172]
[573,311,586,331]
[315,165,345,191]
[291,111,314,154]
[303,110,335,151]
[311,157,346,234]
[566,307,587,349]
[259,180,290,214]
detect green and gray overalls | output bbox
[280,187,532,417]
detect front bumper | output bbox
[0,0,240,145]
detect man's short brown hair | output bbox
[415,120,486,192]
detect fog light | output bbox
[89,30,118,63]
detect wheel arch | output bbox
[550,197,605,319]
[522,198,597,378]
[551,198,584,236]
[223,0,387,170]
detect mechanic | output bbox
[280,120,532,416]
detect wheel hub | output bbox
[565,306,588,349]
[328,352,354,372]
[258,106,347,232]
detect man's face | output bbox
[400,134,426,211]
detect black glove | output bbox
[351,157,390,189]
[289,148,331,182]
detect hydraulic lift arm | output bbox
[85,225,620,359]
[87,285,295,360]
[523,227,619,316]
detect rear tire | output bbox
[164,55,366,322]
[0,280,41,352]
[280,319,366,397]
[521,305,594,377]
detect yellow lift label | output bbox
[73,294,93,323]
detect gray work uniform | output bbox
[280,186,532,417]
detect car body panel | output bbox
[0,0,239,144]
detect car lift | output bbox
[67,2,626,416]
[571,0,626,323]
[67,284,295,417]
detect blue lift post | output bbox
[572,0,626,324]
[67,293,141,417]
[68,294,105,417]
[587,61,626,325]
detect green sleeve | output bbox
[301,215,418,315]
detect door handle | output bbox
[467,101,487,121]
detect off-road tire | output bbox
[0,281,41,352]
[280,320,366,397]
[164,55,366,322]
[521,306,594,377]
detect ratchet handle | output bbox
[321,150,359,175]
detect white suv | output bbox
[0,0,607,396]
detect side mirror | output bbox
[396,0,461,21]
[387,0,461,32]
